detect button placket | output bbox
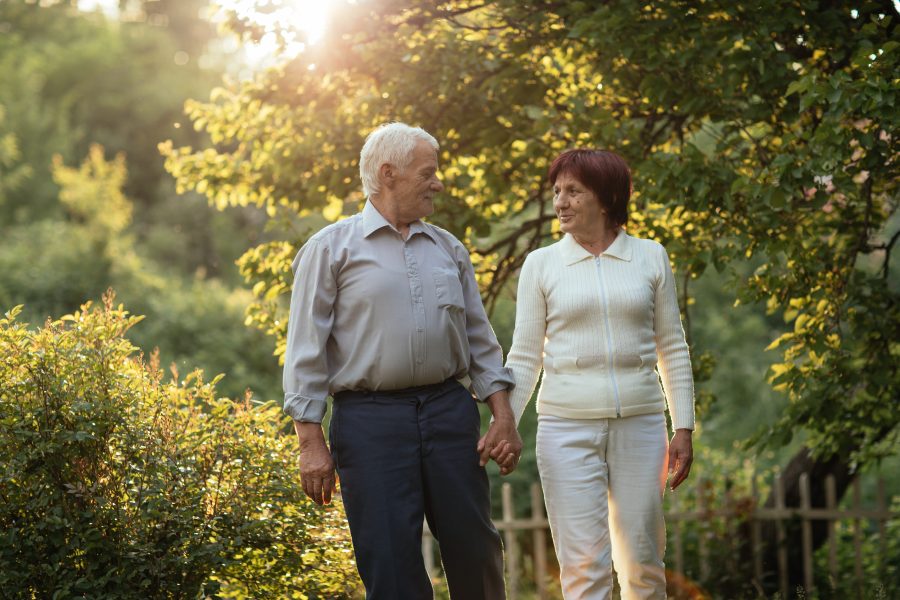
[403,243,427,368]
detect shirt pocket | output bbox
[433,267,466,311]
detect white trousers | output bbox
[536,412,669,600]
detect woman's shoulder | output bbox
[623,232,667,257]
[522,239,564,267]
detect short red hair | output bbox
[548,149,631,227]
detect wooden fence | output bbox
[422,473,895,599]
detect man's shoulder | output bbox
[292,215,362,270]
[423,221,465,247]
[422,222,469,258]
[308,213,364,245]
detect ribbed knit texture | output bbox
[506,231,695,431]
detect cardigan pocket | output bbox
[638,353,658,369]
[551,356,579,373]
[549,356,607,373]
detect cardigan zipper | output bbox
[595,257,621,417]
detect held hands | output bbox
[293,420,336,505]
[477,390,523,476]
[668,428,694,491]
[477,416,523,476]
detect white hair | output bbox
[359,122,439,197]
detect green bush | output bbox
[0,295,359,599]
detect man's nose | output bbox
[432,178,444,192]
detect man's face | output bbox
[390,141,444,222]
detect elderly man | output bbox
[283,122,522,599]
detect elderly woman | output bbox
[505,149,695,599]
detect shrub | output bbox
[0,294,359,599]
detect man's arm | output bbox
[448,241,522,474]
[452,241,515,397]
[283,238,337,504]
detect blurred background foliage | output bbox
[0,0,282,401]
[1,0,897,597]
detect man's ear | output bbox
[379,162,395,190]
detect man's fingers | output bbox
[322,475,335,504]
[301,473,337,505]
[311,479,323,505]
[302,478,315,503]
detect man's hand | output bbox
[668,428,694,491]
[476,390,523,476]
[293,420,336,505]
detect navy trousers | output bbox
[331,379,506,600]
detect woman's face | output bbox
[553,171,606,237]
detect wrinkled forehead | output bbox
[553,170,587,187]
[408,141,438,168]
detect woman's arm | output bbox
[653,242,695,432]
[506,253,549,425]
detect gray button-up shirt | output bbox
[282,200,514,423]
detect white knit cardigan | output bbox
[506,230,695,431]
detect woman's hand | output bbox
[478,390,523,476]
[668,428,693,491]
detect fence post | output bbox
[502,482,519,599]
[531,483,548,600]
[671,490,685,578]
[697,479,709,583]
[825,474,838,588]
[751,473,763,586]
[422,528,436,582]
[799,472,814,594]
[877,477,887,584]
[853,478,863,600]
[774,473,789,599]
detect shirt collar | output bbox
[362,200,435,241]
[560,229,633,266]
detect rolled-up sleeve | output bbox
[282,238,335,423]
[455,245,514,400]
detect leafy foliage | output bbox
[0,295,359,598]
[164,0,899,468]
[0,140,282,400]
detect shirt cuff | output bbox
[283,393,328,423]
[470,367,515,401]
